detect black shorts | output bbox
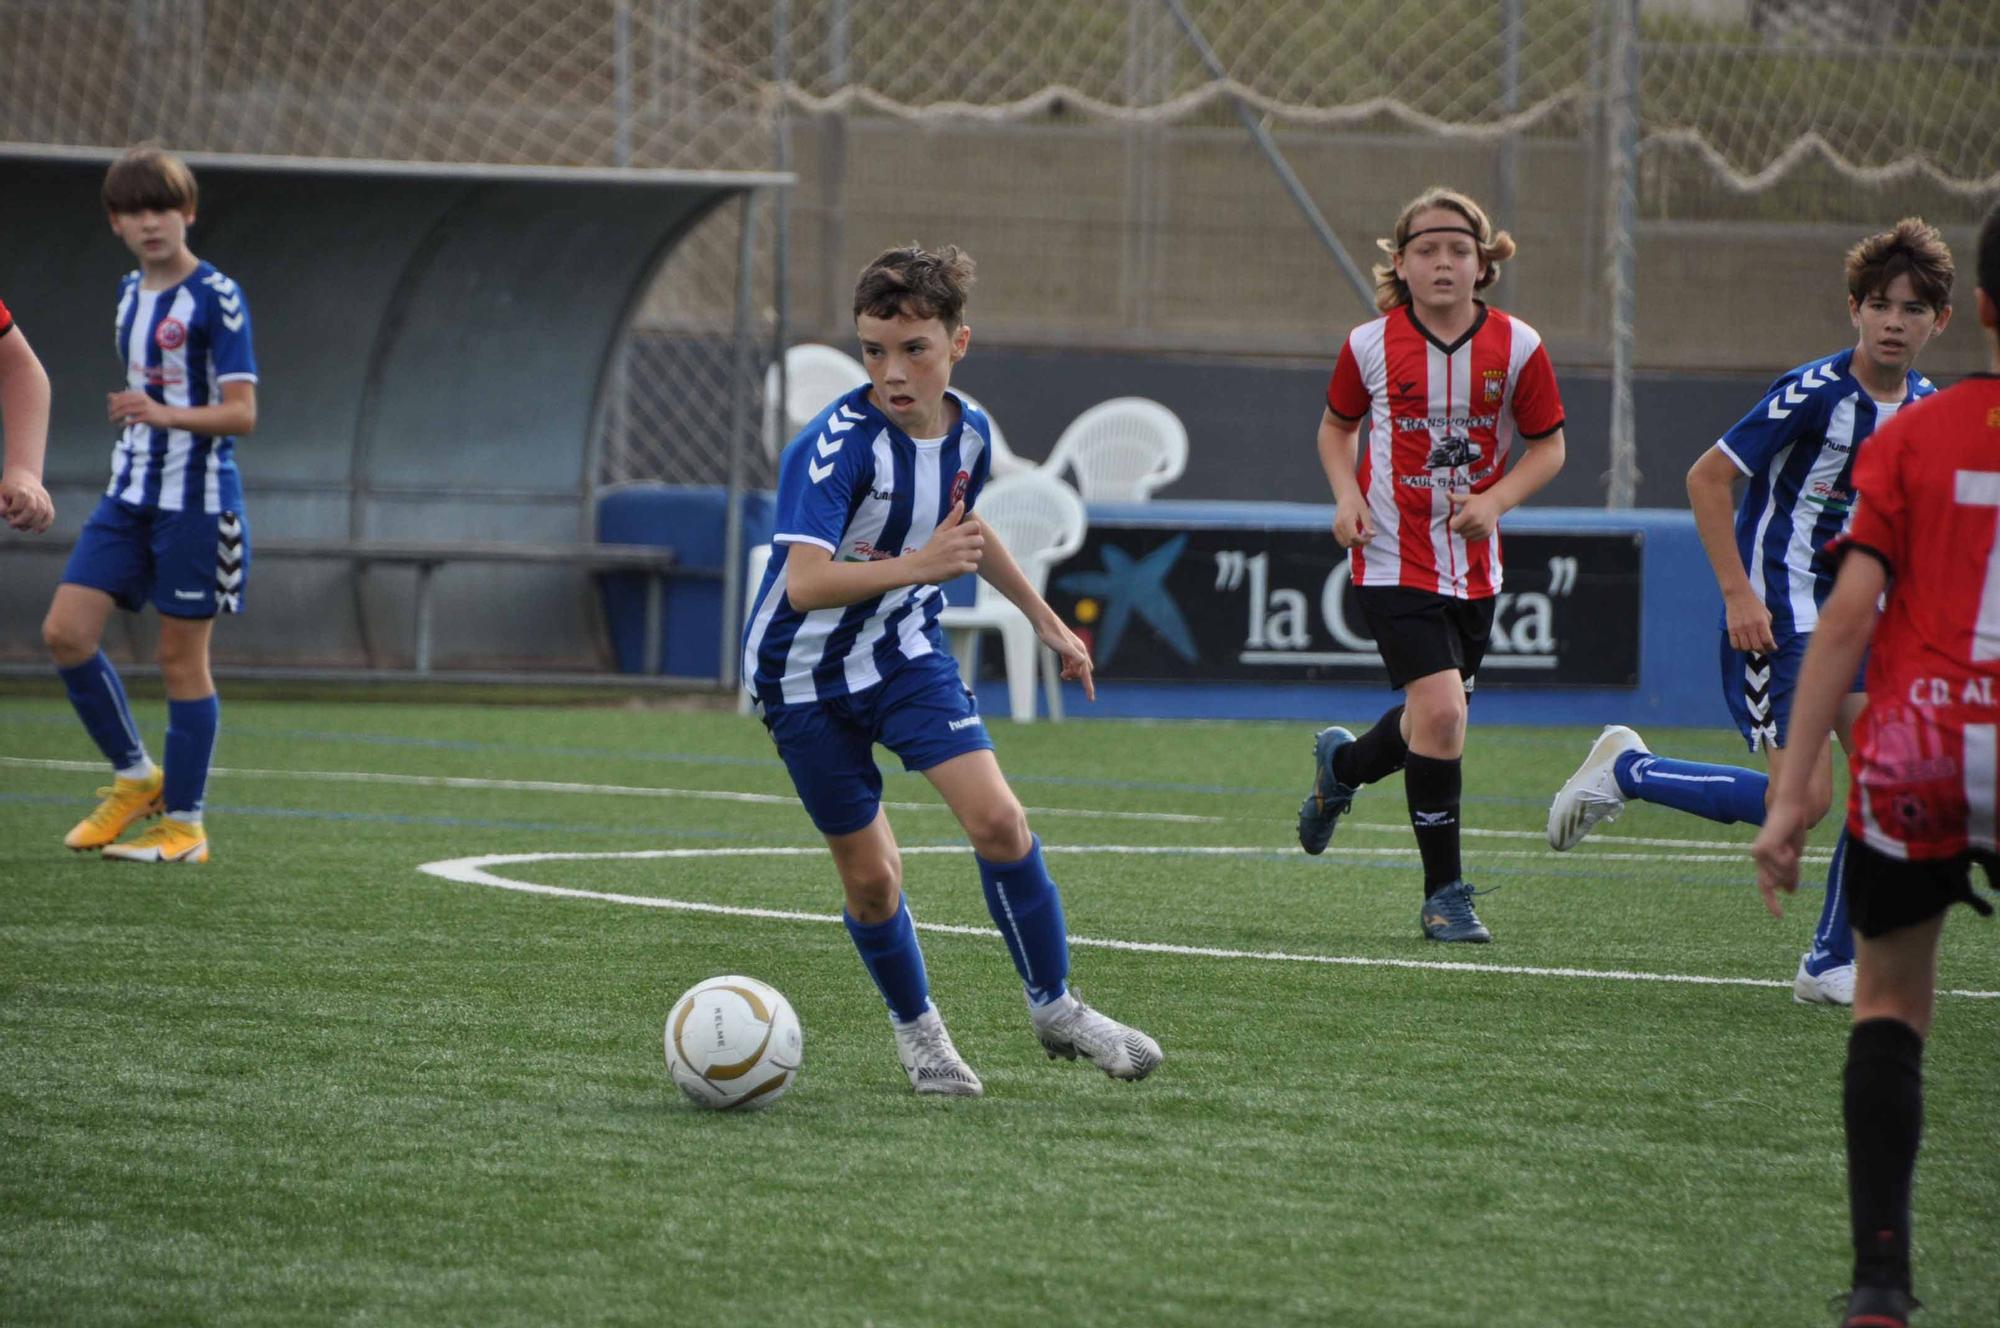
[1846,836,1999,939]
[1355,586,1496,692]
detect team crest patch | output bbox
[1482,368,1506,404]
[155,318,188,351]
[950,469,970,506]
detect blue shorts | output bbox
[760,650,996,837]
[63,495,250,618]
[1720,630,1867,753]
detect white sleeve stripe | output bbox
[215,373,258,383]
[1712,439,1753,477]
[773,533,836,552]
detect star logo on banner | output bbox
[1054,535,1197,666]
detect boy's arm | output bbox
[1317,409,1373,548]
[1750,551,1882,913]
[108,379,257,438]
[1686,445,1773,653]
[784,501,983,612]
[1448,429,1566,541]
[976,523,1096,701]
[0,324,56,533]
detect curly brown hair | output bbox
[1845,218,1954,311]
[853,243,976,329]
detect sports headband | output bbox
[1400,224,1481,248]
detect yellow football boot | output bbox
[63,769,165,851]
[102,816,209,864]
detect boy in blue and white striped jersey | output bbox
[743,244,1160,1096]
[1549,219,1955,1005]
[41,147,259,865]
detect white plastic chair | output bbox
[763,343,869,460]
[937,470,1088,723]
[736,541,773,715]
[953,390,1032,477]
[1042,396,1188,502]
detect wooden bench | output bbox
[5,536,685,675]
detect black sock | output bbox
[1844,1017,1924,1294]
[1402,753,1461,894]
[1332,705,1407,787]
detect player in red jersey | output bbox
[1296,186,1567,942]
[0,295,57,534]
[1753,202,2000,1328]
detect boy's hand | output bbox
[1,473,54,533]
[915,501,984,581]
[107,389,171,430]
[1723,586,1777,654]
[1447,489,1503,541]
[1035,615,1096,702]
[1332,495,1375,549]
[1750,799,1808,917]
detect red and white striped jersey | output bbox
[1326,303,1564,599]
[1836,374,2000,859]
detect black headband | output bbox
[1401,224,1481,248]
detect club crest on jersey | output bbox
[1482,368,1505,403]
[155,318,188,351]
[950,469,970,506]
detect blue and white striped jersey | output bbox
[1716,347,1933,637]
[742,385,993,708]
[106,260,257,514]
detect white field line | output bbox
[416,847,2000,1000]
[0,754,1823,857]
[0,755,1216,825]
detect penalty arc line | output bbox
[416,847,1998,1000]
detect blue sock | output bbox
[163,694,220,821]
[977,835,1071,1007]
[1809,827,1856,970]
[1614,751,1767,825]
[844,896,931,1023]
[57,651,149,773]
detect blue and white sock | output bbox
[1614,751,1767,825]
[163,694,220,824]
[844,896,932,1023]
[57,651,151,777]
[977,835,1071,1008]
[1808,826,1856,972]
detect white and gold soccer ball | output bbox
[663,975,803,1111]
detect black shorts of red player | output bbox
[1847,837,1999,938]
[1356,585,1496,693]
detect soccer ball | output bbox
[663,975,803,1111]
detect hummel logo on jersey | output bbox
[947,715,983,732]
[808,459,835,483]
[815,434,842,459]
[172,589,206,601]
[1766,364,1835,421]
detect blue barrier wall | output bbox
[598,486,775,678]
[973,502,1731,729]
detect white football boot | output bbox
[1793,955,1856,1006]
[1032,991,1163,1081]
[1547,725,1650,851]
[891,1007,984,1097]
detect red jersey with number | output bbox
[1326,303,1563,599]
[1835,374,2000,859]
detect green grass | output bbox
[2,695,1995,1326]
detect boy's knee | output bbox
[1408,698,1467,752]
[42,612,94,665]
[964,801,1031,862]
[840,855,903,923]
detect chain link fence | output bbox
[5,0,1997,499]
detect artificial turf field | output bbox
[2,692,1995,1326]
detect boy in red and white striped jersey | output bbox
[1753,201,2000,1328]
[1296,187,1568,943]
